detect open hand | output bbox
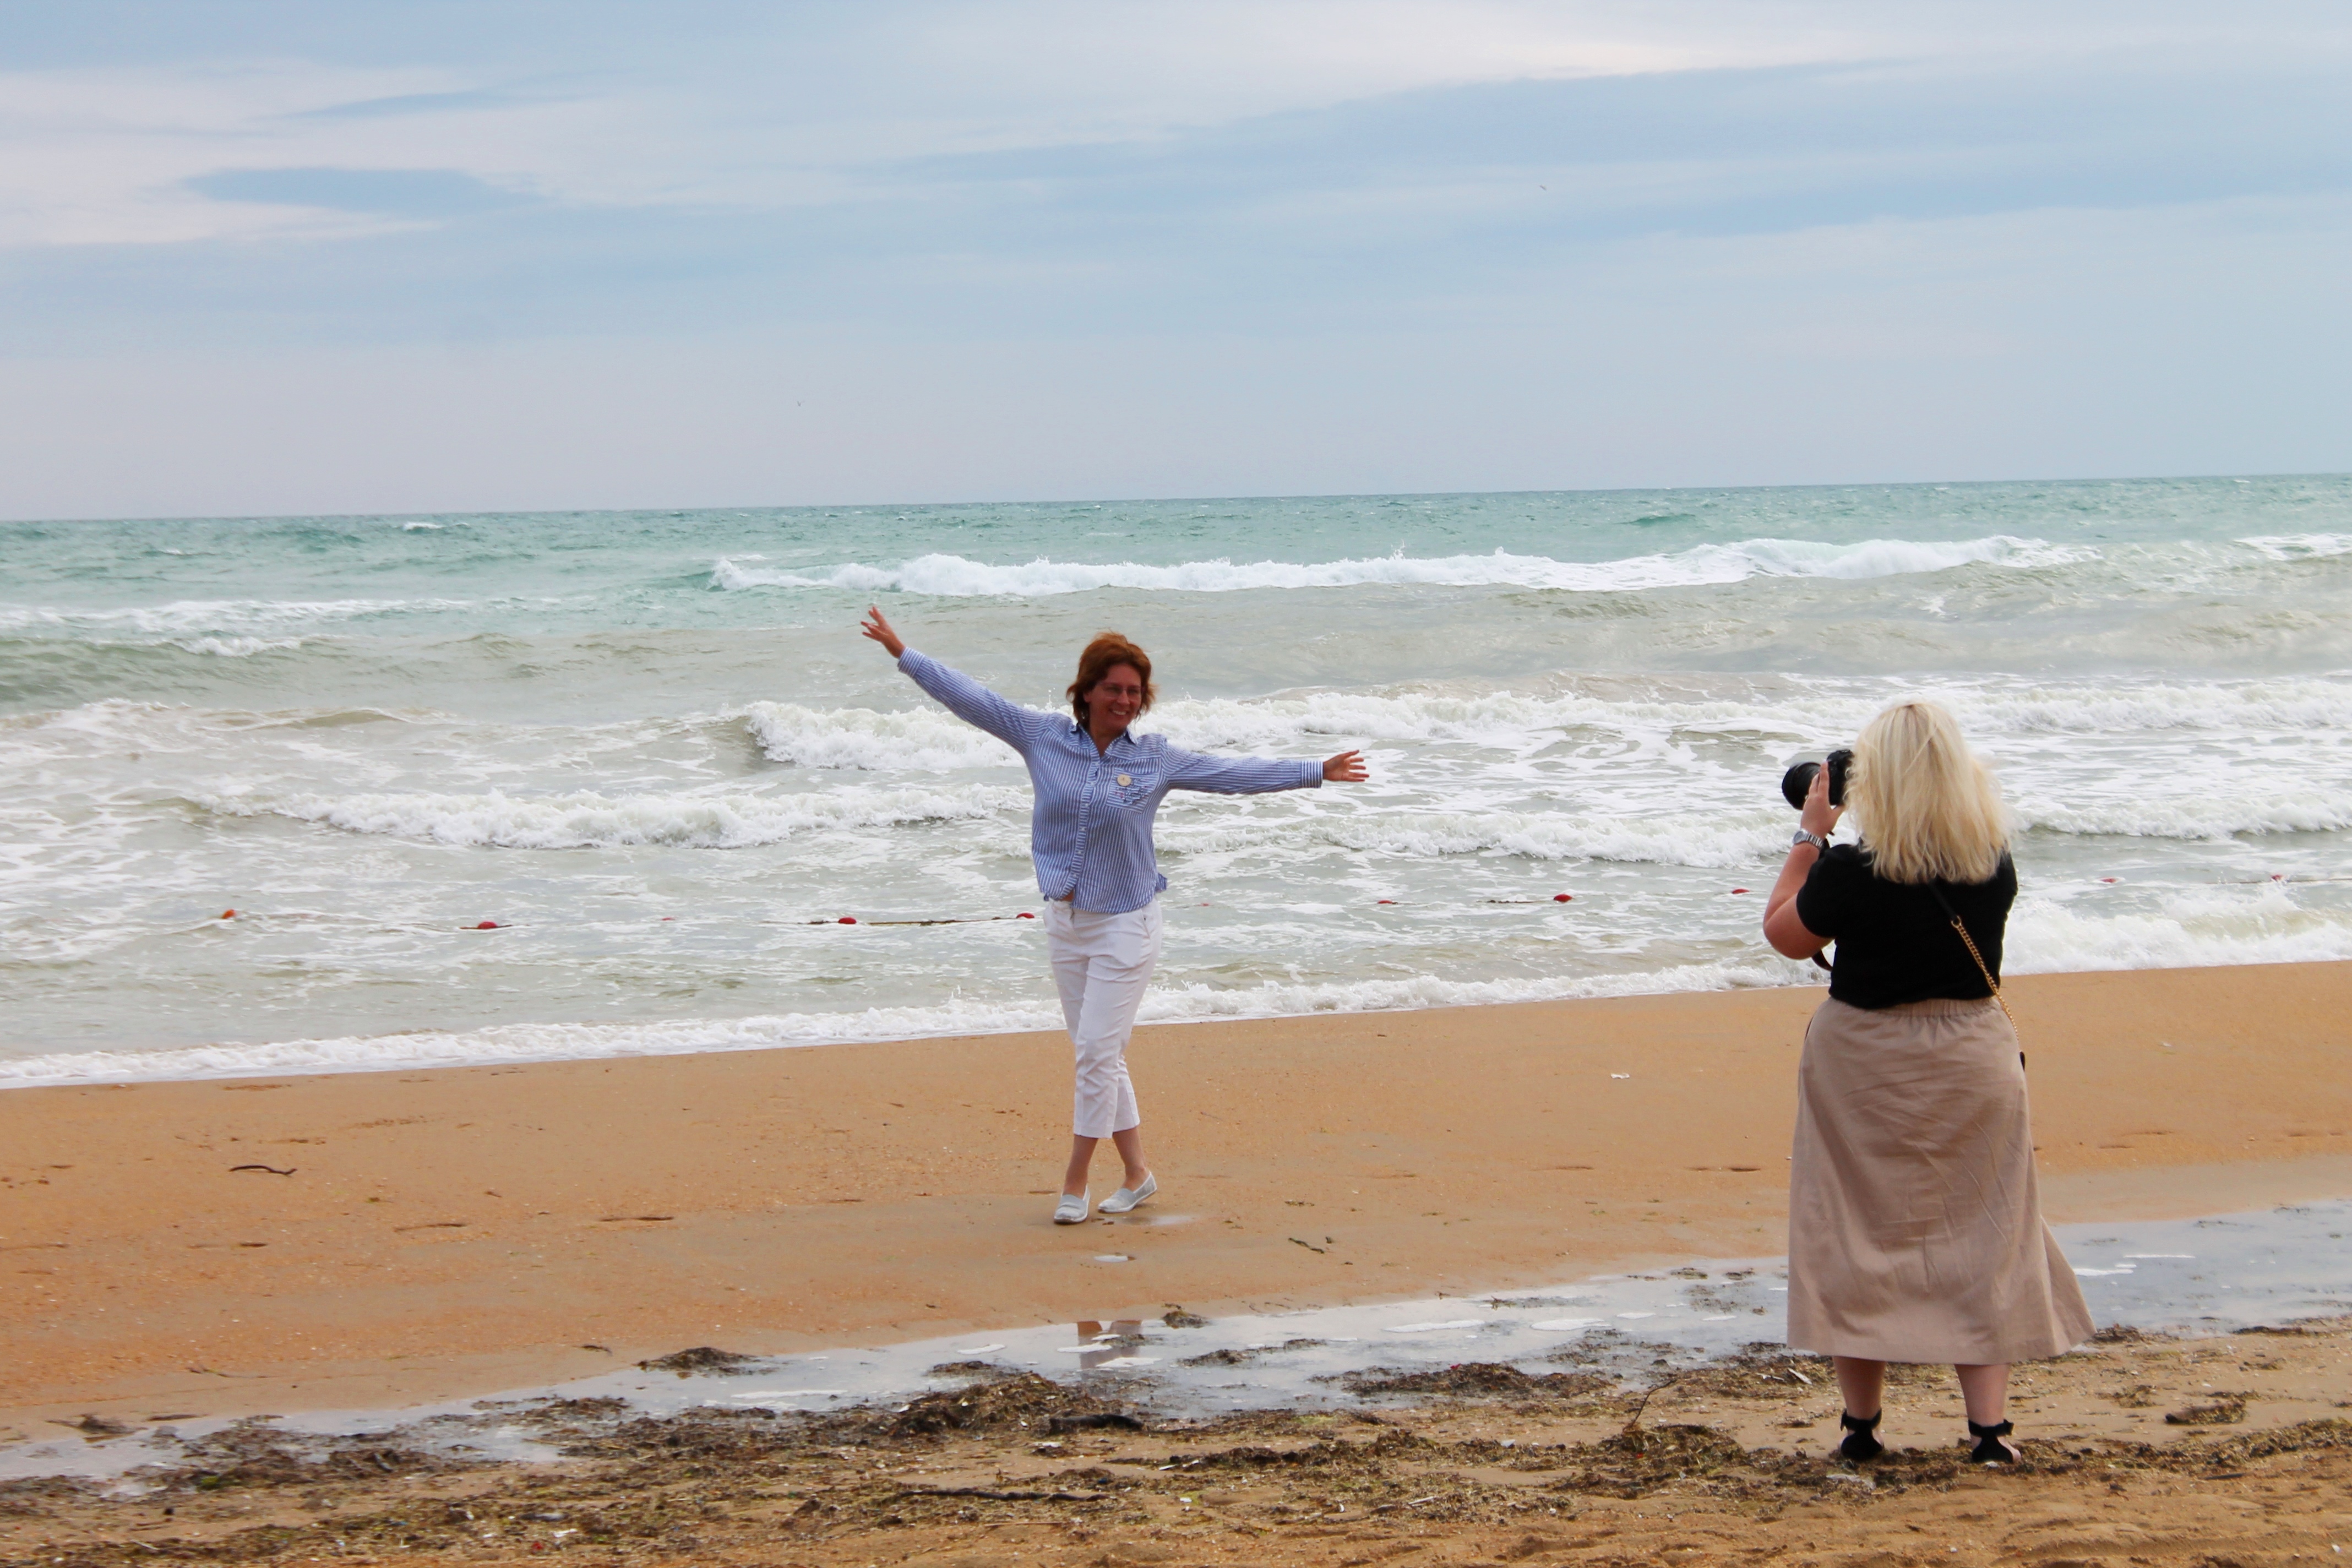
[1322,749,1368,783]
[859,605,906,658]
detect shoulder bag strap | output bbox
[1926,881,2023,1048]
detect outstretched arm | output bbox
[861,605,1047,753]
[1165,745,1367,794]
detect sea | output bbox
[4,475,2349,1086]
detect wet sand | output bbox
[2,961,2348,1430]
[6,1317,2350,1566]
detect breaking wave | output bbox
[190,785,1021,850]
[711,536,2094,597]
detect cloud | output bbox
[187,166,535,219]
[6,3,2346,249]
[1,2,2346,514]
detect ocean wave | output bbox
[165,635,306,657]
[1155,676,2352,753]
[8,887,2350,1086]
[2237,533,2352,561]
[1162,808,1788,869]
[2014,787,2352,841]
[0,956,1812,1087]
[0,596,475,636]
[2008,883,2352,974]
[710,536,2094,598]
[725,676,2352,783]
[741,701,1017,771]
[189,784,1022,849]
[1939,678,2352,736]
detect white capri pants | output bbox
[1043,897,1164,1139]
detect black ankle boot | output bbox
[1837,1409,1883,1462]
[1967,1418,2017,1464]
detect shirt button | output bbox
[1117,774,1131,786]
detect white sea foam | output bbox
[2013,787,2352,841]
[2237,533,2352,560]
[0,596,478,636]
[1161,808,1789,868]
[0,956,1810,1087]
[165,635,306,657]
[13,892,2352,1087]
[1149,675,2352,754]
[710,536,2092,598]
[2008,884,2352,975]
[740,701,1017,772]
[191,784,1020,849]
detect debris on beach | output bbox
[636,1346,764,1375]
[886,1370,1136,1436]
[8,1326,2352,1567]
[2165,1393,2251,1425]
[1336,1362,1613,1401]
[1179,1338,1326,1368]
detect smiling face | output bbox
[1085,662,1147,734]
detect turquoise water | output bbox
[4,475,2350,1081]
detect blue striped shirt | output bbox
[899,648,1323,913]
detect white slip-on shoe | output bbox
[1098,1173,1157,1215]
[1053,1190,1089,1225]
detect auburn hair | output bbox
[1845,700,2010,885]
[1068,632,1156,724]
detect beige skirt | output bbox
[1787,995,2093,1364]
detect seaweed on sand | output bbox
[882,1371,1140,1438]
[1338,1363,1613,1400]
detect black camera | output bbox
[1781,747,1853,811]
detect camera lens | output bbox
[1781,760,1821,810]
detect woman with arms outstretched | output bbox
[862,606,1368,1224]
[1762,700,2090,1467]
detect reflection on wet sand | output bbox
[3,1199,2346,1484]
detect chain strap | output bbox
[1923,878,2020,1041]
[1943,912,2018,1036]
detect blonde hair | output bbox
[1845,700,2009,885]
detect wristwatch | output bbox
[1790,829,1828,852]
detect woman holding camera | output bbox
[1762,700,2090,1467]
[860,606,1367,1226]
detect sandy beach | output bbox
[7,1314,2349,1567]
[4,960,2348,1433]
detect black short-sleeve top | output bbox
[1793,843,2016,1010]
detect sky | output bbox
[2,1,2348,520]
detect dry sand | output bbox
[3,961,2347,1433]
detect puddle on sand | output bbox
[6,1197,2345,1484]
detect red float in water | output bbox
[1730,888,1750,895]
[1376,899,1397,905]
[476,920,502,929]
[219,909,236,919]
[2101,877,2120,884]
[1016,911,1035,919]
[838,915,857,924]
[1554,893,1572,902]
